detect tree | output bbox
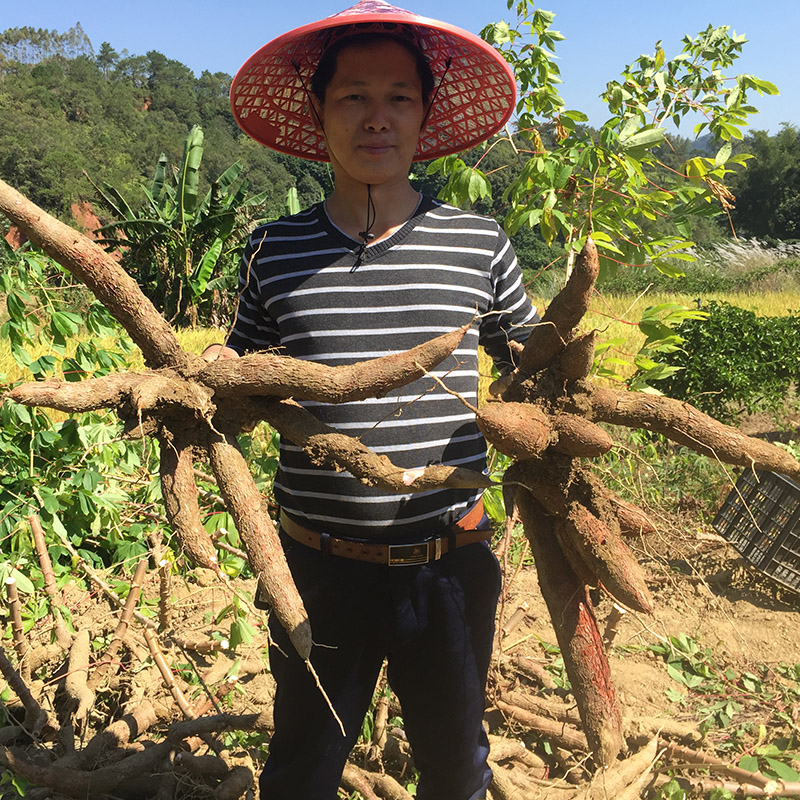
[730,124,800,239]
[95,41,118,77]
[90,125,269,326]
[0,23,93,64]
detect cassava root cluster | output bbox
[3,177,800,779]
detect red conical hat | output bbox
[230,0,517,162]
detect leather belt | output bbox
[280,499,489,566]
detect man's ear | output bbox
[419,99,433,131]
[309,96,325,135]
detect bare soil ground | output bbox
[5,452,800,798]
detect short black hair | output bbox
[310,31,435,106]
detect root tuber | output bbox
[553,505,653,614]
[477,402,552,460]
[590,387,800,482]
[515,484,623,766]
[516,239,599,376]
[206,430,312,660]
[159,428,220,572]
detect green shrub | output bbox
[646,301,800,420]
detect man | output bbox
[207,3,537,797]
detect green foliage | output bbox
[431,3,777,303]
[0,253,161,594]
[644,301,800,420]
[595,427,728,516]
[605,302,707,391]
[643,633,800,781]
[0,31,300,220]
[91,125,269,326]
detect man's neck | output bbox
[325,180,422,244]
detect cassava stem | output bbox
[144,629,196,718]
[88,559,148,690]
[4,578,29,682]
[28,514,71,648]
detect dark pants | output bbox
[259,530,501,800]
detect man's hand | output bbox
[202,344,240,362]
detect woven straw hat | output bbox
[230,0,517,162]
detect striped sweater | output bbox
[227,194,537,539]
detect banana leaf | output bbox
[190,236,224,298]
[286,186,301,215]
[178,125,204,226]
[151,153,168,204]
[89,179,137,222]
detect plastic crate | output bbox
[712,469,800,593]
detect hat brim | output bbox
[230,3,517,162]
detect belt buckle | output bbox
[388,541,431,566]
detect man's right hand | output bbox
[201,344,240,362]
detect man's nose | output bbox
[365,102,391,131]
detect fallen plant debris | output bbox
[2,178,800,798]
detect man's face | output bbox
[315,39,427,188]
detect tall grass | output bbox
[0,328,224,385]
[525,289,800,384]
[597,240,800,296]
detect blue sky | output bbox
[4,0,796,134]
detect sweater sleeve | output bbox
[224,228,281,355]
[479,227,539,374]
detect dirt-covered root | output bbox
[200,324,470,404]
[214,764,254,799]
[477,402,552,460]
[504,457,653,613]
[262,398,492,491]
[590,386,800,482]
[61,702,159,771]
[553,505,653,614]
[7,372,153,412]
[0,738,174,798]
[342,764,413,800]
[558,330,597,382]
[514,484,623,767]
[606,495,659,537]
[478,402,613,461]
[488,733,549,779]
[63,629,95,733]
[0,177,188,370]
[159,428,221,573]
[206,429,312,660]
[517,238,599,377]
[582,737,660,800]
[0,643,53,736]
[551,413,613,457]
[496,700,588,753]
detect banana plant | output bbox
[90,125,269,326]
